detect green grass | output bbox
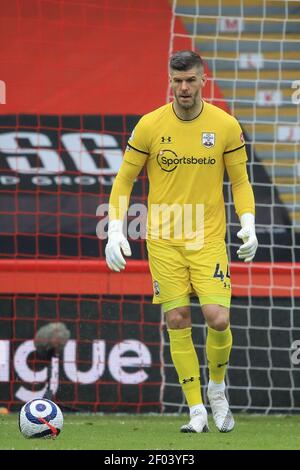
[1,413,300,450]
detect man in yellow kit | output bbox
[105,50,258,433]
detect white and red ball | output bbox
[19,399,63,439]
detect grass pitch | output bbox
[1,413,300,450]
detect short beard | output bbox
[175,90,199,110]
[176,98,195,110]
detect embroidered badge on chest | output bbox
[202,132,215,148]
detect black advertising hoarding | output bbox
[1,294,299,413]
[0,114,295,261]
[0,114,140,259]
[0,294,162,412]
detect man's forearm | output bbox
[226,162,255,217]
[109,159,143,221]
[226,162,258,262]
[105,159,144,272]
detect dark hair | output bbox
[169,50,204,71]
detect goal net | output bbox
[163,0,300,413]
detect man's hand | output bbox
[237,213,258,262]
[105,220,132,272]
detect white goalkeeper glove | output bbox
[105,220,132,272]
[237,213,258,262]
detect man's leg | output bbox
[146,240,208,432]
[165,301,209,433]
[202,304,234,432]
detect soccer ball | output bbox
[19,398,63,439]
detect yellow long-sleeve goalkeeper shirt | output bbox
[109,101,255,244]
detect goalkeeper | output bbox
[105,50,258,433]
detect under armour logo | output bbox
[182,376,200,384]
[161,136,172,143]
[217,361,229,368]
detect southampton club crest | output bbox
[153,280,160,296]
[202,132,215,148]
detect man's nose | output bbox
[180,80,189,91]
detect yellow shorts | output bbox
[146,239,231,308]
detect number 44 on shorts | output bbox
[213,263,230,287]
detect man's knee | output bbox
[202,305,230,331]
[209,315,229,331]
[166,306,191,329]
